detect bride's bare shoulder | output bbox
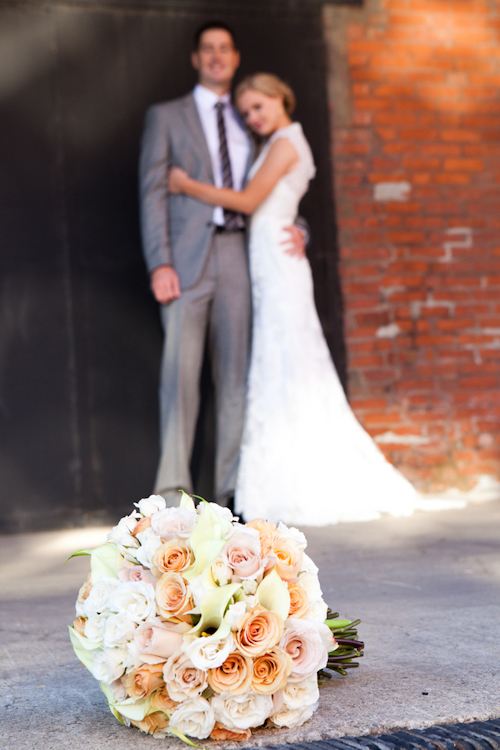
[264,137,300,172]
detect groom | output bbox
[139,20,305,508]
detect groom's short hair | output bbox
[193,21,238,51]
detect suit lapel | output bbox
[180,93,214,182]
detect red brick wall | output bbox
[323,0,500,491]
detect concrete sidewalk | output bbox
[1,500,499,749]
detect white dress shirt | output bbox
[193,84,252,226]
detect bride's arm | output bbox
[169,139,299,214]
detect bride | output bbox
[169,73,421,526]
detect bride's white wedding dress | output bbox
[234,122,421,526]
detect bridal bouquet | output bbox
[68,494,363,741]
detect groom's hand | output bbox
[282,225,307,259]
[151,265,181,304]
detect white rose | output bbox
[244,594,258,612]
[134,494,166,517]
[134,528,162,568]
[151,507,198,540]
[107,511,140,552]
[277,522,307,550]
[169,697,215,740]
[300,553,319,576]
[103,612,137,648]
[83,576,120,617]
[182,633,234,671]
[271,703,316,728]
[211,556,232,586]
[281,675,319,709]
[126,638,143,670]
[109,581,156,624]
[211,692,273,730]
[224,601,247,631]
[241,577,259,594]
[297,572,323,603]
[84,615,106,644]
[92,645,130,684]
[305,599,328,623]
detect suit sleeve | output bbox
[139,105,172,273]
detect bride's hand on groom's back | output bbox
[282,225,307,259]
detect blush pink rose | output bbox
[134,617,190,664]
[223,531,263,579]
[151,508,198,540]
[279,619,335,681]
[118,565,158,587]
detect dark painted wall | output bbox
[0,0,344,532]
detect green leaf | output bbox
[257,567,290,621]
[90,543,123,583]
[325,619,352,629]
[65,549,92,564]
[68,626,100,673]
[170,727,207,748]
[99,681,122,721]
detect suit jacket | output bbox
[139,92,254,290]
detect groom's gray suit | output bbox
[139,92,253,505]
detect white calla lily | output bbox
[183,539,225,582]
[189,501,233,556]
[188,582,242,640]
[257,567,291,621]
[179,491,196,512]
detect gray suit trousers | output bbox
[154,230,251,506]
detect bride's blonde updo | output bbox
[235,73,296,115]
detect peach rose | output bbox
[153,540,193,574]
[234,605,283,657]
[288,583,310,618]
[73,617,86,637]
[210,723,252,741]
[156,572,193,621]
[75,573,93,617]
[223,531,263,579]
[131,711,169,735]
[150,686,180,714]
[123,663,165,700]
[132,516,151,535]
[246,519,278,558]
[118,564,157,587]
[208,652,253,695]
[163,650,208,702]
[251,647,293,694]
[134,617,188,663]
[272,538,303,582]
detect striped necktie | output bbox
[215,101,244,231]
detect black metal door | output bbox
[0,0,344,531]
